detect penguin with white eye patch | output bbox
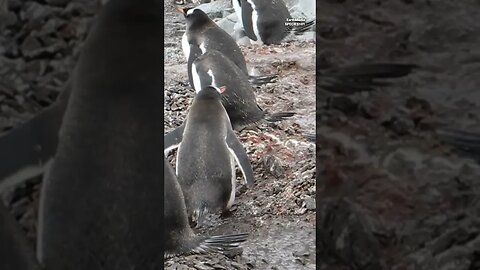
[232,0,315,45]
[189,48,295,131]
[177,6,277,85]
[164,85,255,227]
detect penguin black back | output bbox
[165,85,255,226]
[37,0,165,269]
[179,7,249,75]
[191,50,294,130]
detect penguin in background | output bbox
[190,48,294,131]
[37,0,166,268]
[164,85,255,227]
[164,157,248,256]
[232,0,315,45]
[177,7,277,86]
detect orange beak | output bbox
[175,7,186,15]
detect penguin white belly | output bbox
[232,0,243,28]
[246,0,262,44]
[191,63,203,93]
[175,143,183,176]
[181,33,190,62]
[226,149,237,209]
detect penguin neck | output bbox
[187,19,215,32]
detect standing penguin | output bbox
[36,0,165,268]
[177,7,276,86]
[164,85,255,226]
[164,157,248,256]
[232,0,315,45]
[190,49,294,130]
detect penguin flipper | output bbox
[226,129,255,187]
[240,0,257,41]
[0,203,42,270]
[164,124,185,156]
[0,83,70,193]
[437,128,480,161]
[248,74,278,85]
[187,44,204,90]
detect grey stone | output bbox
[195,0,232,19]
[303,196,316,210]
[215,12,237,35]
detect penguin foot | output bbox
[220,209,233,219]
[248,74,278,85]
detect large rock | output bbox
[195,0,233,19]
[215,12,237,35]
[284,0,315,21]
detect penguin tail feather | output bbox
[437,128,480,158]
[248,74,279,85]
[165,233,249,258]
[318,63,417,93]
[265,112,295,122]
[288,19,316,34]
[303,132,316,143]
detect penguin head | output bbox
[176,7,212,30]
[196,85,226,100]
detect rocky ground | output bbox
[316,1,480,270]
[0,0,316,269]
[164,1,316,269]
[3,0,479,269]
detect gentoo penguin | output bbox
[164,157,248,256]
[190,49,294,130]
[164,86,255,226]
[232,0,315,45]
[177,7,277,86]
[0,203,41,270]
[37,0,166,268]
[0,81,70,193]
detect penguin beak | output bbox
[175,7,186,15]
[218,86,226,94]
